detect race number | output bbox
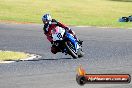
[57,33,62,39]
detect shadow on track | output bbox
[40,57,72,60]
[16,58,72,62]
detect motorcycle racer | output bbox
[42,14,82,54]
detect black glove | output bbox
[65,27,71,31]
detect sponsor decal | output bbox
[76,66,131,85]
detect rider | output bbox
[42,13,82,54]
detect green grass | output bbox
[0,0,132,28]
[0,51,29,61]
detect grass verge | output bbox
[0,0,132,28]
[0,51,29,61]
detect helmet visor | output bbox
[42,19,49,24]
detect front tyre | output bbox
[65,42,78,59]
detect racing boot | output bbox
[51,45,61,54]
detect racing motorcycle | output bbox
[51,26,84,59]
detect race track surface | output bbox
[0,23,132,88]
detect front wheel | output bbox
[65,42,78,59]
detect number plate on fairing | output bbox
[52,26,65,41]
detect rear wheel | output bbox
[77,49,84,58]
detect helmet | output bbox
[42,14,52,22]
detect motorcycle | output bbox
[51,26,84,59]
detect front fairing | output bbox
[65,32,80,53]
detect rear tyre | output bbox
[77,49,84,58]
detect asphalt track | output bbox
[0,23,132,88]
